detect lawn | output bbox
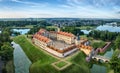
[55,61,67,68]
[69,51,90,73]
[13,35,90,73]
[91,40,106,49]
[46,26,57,29]
[76,26,96,30]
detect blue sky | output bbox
[0,0,120,18]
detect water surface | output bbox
[96,25,120,32]
[12,29,30,35]
[12,42,32,73]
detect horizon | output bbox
[0,0,120,18]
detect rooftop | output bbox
[57,31,75,37]
[33,34,51,43]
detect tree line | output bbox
[0,28,14,73]
[88,30,120,41]
[0,20,52,28]
[110,36,120,73]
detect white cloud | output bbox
[0,0,119,18]
[11,0,49,7]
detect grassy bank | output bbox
[13,35,90,73]
[13,35,58,73]
[68,51,90,73]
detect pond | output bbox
[81,30,91,34]
[90,48,113,73]
[82,25,120,35]
[104,48,114,58]
[96,25,120,32]
[12,29,30,35]
[91,64,107,73]
[12,42,32,73]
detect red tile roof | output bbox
[37,29,46,35]
[78,44,92,50]
[57,31,75,37]
[33,34,51,43]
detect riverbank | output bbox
[13,35,90,73]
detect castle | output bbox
[32,28,92,57]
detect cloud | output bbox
[0,0,120,18]
[11,0,48,7]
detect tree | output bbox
[115,36,120,49]
[0,42,13,61]
[110,53,120,73]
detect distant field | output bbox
[46,26,57,29]
[76,26,96,30]
[13,35,90,73]
[11,25,33,29]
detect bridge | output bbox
[92,55,110,62]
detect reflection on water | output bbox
[81,30,91,34]
[96,25,120,32]
[104,48,113,58]
[13,42,31,73]
[91,48,113,73]
[91,64,106,73]
[12,29,30,35]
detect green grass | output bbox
[91,40,106,49]
[13,35,58,73]
[80,35,87,39]
[76,26,96,30]
[55,61,67,68]
[68,51,90,73]
[13,35,90,73]
[46,26,57,29]
[11,25,33,29]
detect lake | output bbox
[12,29,30,35]
[82,25,120,35]
[81,30,91,34]
[96,25,120,32]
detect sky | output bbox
[0,0,120,18]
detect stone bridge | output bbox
[92,55,110,62]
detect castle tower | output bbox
[75,33,80,45]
